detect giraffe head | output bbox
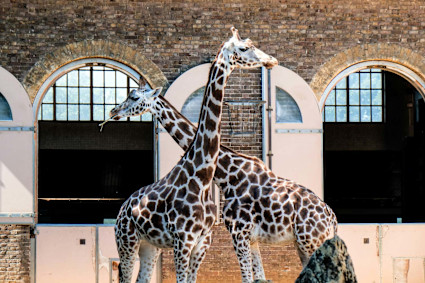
[220,27,278,70]
[109,85,162,120]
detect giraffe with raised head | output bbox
[113,27,278,283]
[110,49,336,283]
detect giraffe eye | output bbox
[129,96,138,101]
[239,47,249,52]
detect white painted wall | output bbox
[0,66,34,223]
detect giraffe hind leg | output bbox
[117,244,139,283]
[136,242,161,283]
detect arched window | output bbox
[323,69,384,122]
[181,86,204,123]
[275,87,302,123]
[37,61,155,224]
[38,65,152,122]
[0,92,12,121]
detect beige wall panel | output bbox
[36,226,96,283]
[266,65,323,198]
[381,224,425,283]
[338,224,381,283]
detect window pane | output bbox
[56,87,67,103]
[371,90,382,105]
[105,88,116,104]
[348,73,359,88]
[42,104,53,120]
[68,88,78,103]
[349,89,360,105]
[79,70,90,87]
[275,87,302,123]
[68,70,78,86]
[105,71,115,87]
[360,73,370,88]
[79,105,90,121]
[56,75,67,86]
[68,105,78,121]
[336,77,346,89]
[349,106,360,122]
[336,106,347,122]
[0,93,12,120]
[80,88,90,103]
[44,88,53,103]
[360,89,370,105]
[116,88,127,102]
[324,107,335,122]
[93,88,104,103]
[93,71,104,87]
[93,105,104,121]
[360,106,371,122]
[116,72,127,87]
[56,104,67,120]
[130,79,138,88]
[336,89,347,105]
[372,106,382,122]
[142,112,153,122]
[104,104,115,120]
[325,90,335,105]
[181,87,205,122]
[371,73,382,89]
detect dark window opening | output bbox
[38,121,154,224]
[324,70,425,223]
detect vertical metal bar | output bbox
[95,226,99,283]
[90,67,94,121]
[267,68,273,170]
[261,67,267,162]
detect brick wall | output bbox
[2,0,425,282]
[161,224,302,283]
[0,225,31,283]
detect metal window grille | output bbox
[224,100,265,136]
[38,64,152,122]
[324,68,385,123]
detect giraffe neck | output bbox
[152,97,196,152]
[184,58,232,168]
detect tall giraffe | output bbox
[113,27,278,283]
[111,59,337,283]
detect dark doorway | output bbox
[38,121,154,224]
[324,70,425,223]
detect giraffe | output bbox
[110,54,337,283]
[113,27,278,283]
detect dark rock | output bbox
[295,235,357,283]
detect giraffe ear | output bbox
[231,27,241,41]
[149,87,162,99]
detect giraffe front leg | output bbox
[187,233,212,283]
[250,241,266,281]
[173,237,193,283]
[136,242,161,283]
[232,233,254,283]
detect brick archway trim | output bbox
[22,40,168,103]
[310,43,425,101]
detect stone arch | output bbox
[310,43,425,102]
[22,40,168,104]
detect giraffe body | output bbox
[113,28,278,283]
[113,85,337,282]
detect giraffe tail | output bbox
[325,205,338,237]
